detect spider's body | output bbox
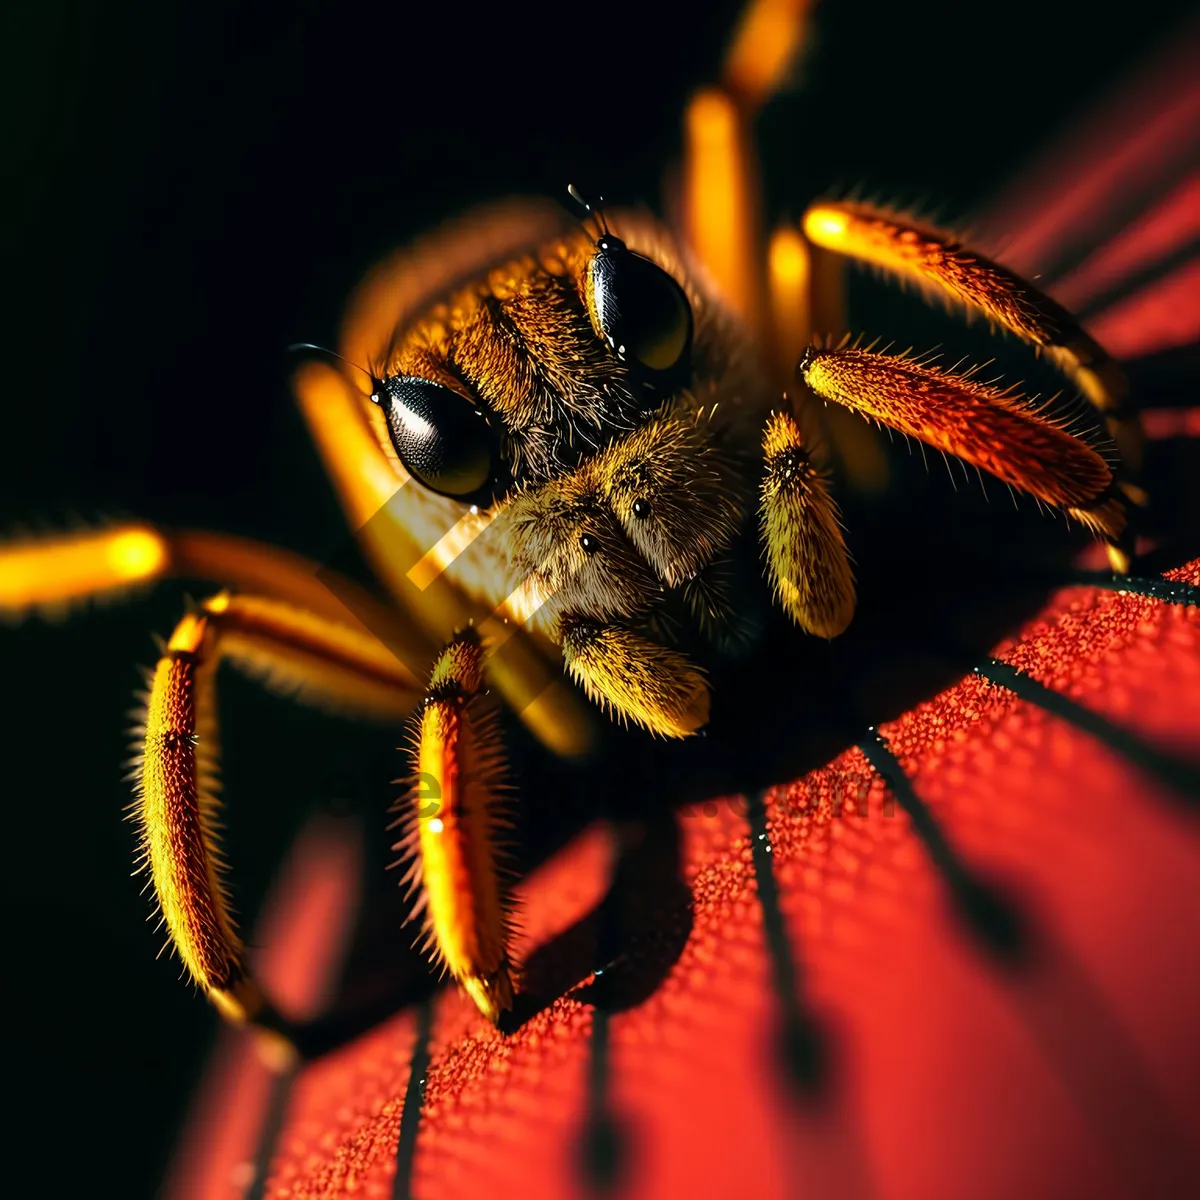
[0,0,1143,1037]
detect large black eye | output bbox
[373,376,496,502]
[589,236,693,382]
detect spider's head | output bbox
[358,200,772,727]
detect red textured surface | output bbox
[240,562,1200,1200]
[163,820,363,1200]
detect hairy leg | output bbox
[392,628,515,1024]
[135,591,421,1040]
[802,201,1146,568]
[759,410,857,637]
[800,346,1128,545]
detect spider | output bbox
[0,0,1147,1042]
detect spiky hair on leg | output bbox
[799,345,1128,544]
[759,409,856,639]
[389,629,520,1023]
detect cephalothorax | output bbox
[0,2,1142,1040]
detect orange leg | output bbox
[135,591,422,1042]
[800,346,1128,545]
[802,201,1147,569]
[392,629,515,1024]
[802,201,1138,445]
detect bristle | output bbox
[759,411,856,638]
[801,199,1144,478]
[801,347,1124,539]
[406,633,517,1023]
[559,618,710,738]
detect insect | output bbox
[0,0,1148,1044]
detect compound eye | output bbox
[589,236,693,381]
[375,376,495,501]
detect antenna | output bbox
[565,183,610,237]
[287,343,384,402]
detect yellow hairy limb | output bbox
[760,411,856,638]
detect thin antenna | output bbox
[565,183,610,237]
[287,342,383,401]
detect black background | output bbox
[3,1,1195,1196]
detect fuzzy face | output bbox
[367,209,774,655]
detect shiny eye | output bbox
[589,236,693,381]
[373,376,496,502]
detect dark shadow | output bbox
[977,658,1200,806]
[245,1065,300,1200]
[857,728,1028,962]
[1075,239,1200,323]
[1035,152,1198,289]
[508,809,693,1030]
[292,775,442,1058]
[746,789,829,1095]
[393,998,434,1200]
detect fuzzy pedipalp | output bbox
[559,616,711,738]
[760,410,856,638]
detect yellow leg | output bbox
[558,615,710,739]
[759,411,856,637]
[394,629,514,1024]
[767,226,812,388]
[680,0,820,339]
[135,592,422,1038]
[682,87,766,335]
[722,0,817,112]
[0,522,435,667]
